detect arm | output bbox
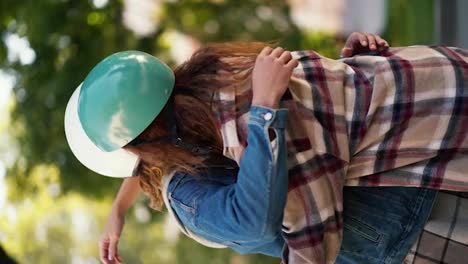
[99,176,140,264]
[169,47,296,248]
[110,176,141,217]
[169,105,289,249]
[199,106,289,241]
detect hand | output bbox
[341,32,389,57]
[252,46,299,109]
[99,211,125,264]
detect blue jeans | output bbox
[337,187,437,264]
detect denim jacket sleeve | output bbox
[168,105,289,251]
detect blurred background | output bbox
[0,0,466,263]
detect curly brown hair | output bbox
[123,42,270,210]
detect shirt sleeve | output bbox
[169,105,289,248]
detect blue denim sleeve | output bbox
[170,105,289,249]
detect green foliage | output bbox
[3,0,142,200]
[1,0,343,203]
[383,0,434,45]
[299,31,342,58]
[0,190,172,263]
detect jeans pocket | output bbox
[340,211,390,263]
[338,187,437,264]
[340,214,386,262]
[344,215,382,243]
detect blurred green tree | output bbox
[384,0,434,45]
[0,0,340,202]
[1,0,140,199]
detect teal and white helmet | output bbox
[64,50,175,177]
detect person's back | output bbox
[215,45,468,262]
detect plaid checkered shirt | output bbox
[213,46,468,263]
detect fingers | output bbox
[108,237,119,263]
[356,32,377,50]
[341,32,367,57]
[278,50,293,64]
[375,34,389,49]
[270,47,284,58]
[341,32,390,57]
[276,49,297,70]
[259,46,273,57]
[357,33,368,47]
[252,45,297,108]
[286,57,299,70]
[259,46,294,65]
[363,33,389,51]
[99,238,111,264]
[340,47,353,58]
[366,34,377,50]
[99,236,121,263]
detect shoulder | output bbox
[167,167,237,212]
[167,171,205,214]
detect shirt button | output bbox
[263,112,273,121]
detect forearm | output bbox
[110,176,141,217]
[234,106,288,236]
[193,106,289,242]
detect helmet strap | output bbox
[164,98,178,138]
[130,98,212,156]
